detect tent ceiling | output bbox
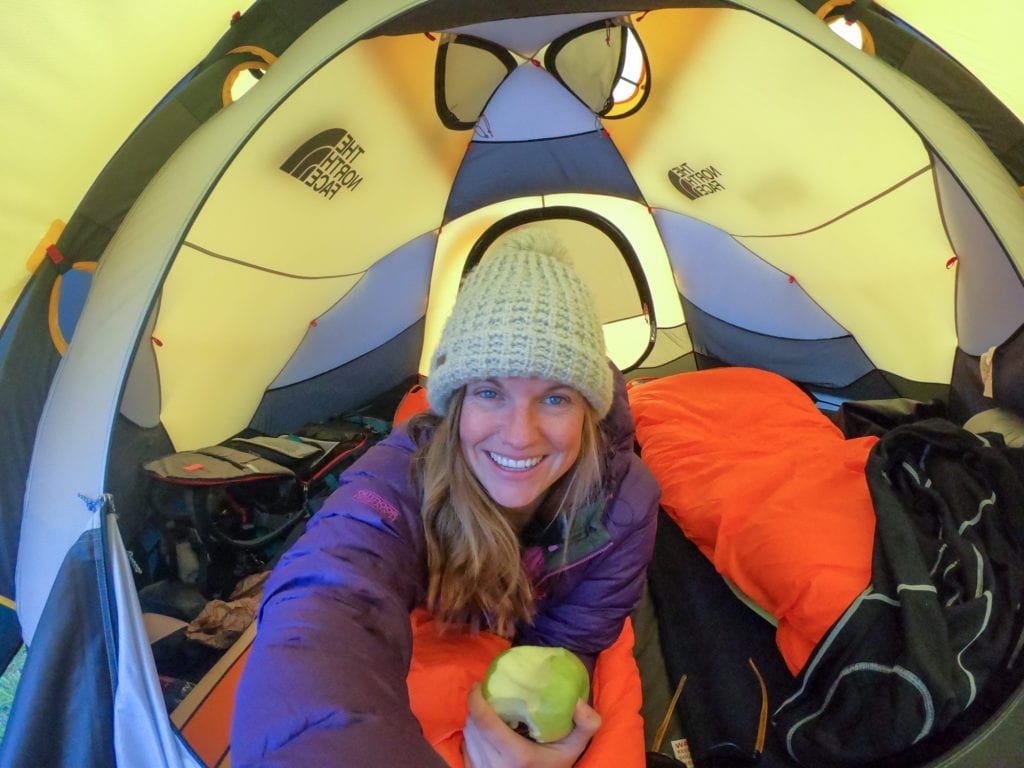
[131,5,1020,448]
[5,0,1023,331]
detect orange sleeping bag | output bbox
[629,367,879,674]
[181,612,645,768]
[408,609,646,768]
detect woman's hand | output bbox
[461,682,601,768]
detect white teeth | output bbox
[488,452,542,470]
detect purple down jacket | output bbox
[231,371,659,767]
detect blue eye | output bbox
[544,394,568,406]
[474,388,498,400]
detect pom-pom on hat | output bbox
[427,229,613,418]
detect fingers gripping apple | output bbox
[481,646,590,743]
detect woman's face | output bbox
[459,377,586,516]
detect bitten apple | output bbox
[481,645,590,743]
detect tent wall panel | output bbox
[818,0,1024,181]
[607,7,932,236]
[656,209,848,339]
[0,268,62,666]
[250,319,424,436]
[934,156,1024,354]
[752,0,1024,282]
[152,248,362,450]
[119,302,163,431]
[56,99,207,269]
[640,326,694,371]
[0,0,262,321]
[184,32,467,281]
[680,294,874,388]
[736,173,958,384]
[0,530,115,767]
[446,133,643,222]
[271,233,436,388]
[32,0,339,291]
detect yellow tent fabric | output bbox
[876,0,1024,122]
[0,1,256,320]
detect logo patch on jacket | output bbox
[353,489,399,522]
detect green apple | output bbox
[482,645,590,744]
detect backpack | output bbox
[141,421,383,598]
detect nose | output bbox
[501,402,540,449]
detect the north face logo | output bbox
[667,161,725,200]
[280,128,365,200]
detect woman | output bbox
[232,230,660,767]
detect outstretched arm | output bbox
[231,443,446,767]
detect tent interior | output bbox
[3,1,1024,766]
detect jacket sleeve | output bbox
[517,455,660,673]
[230,441,446,768]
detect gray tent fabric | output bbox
[446,133,643,221]
[680,294,875,387]
[0,266,64,671]
[0,529,116,767]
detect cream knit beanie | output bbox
[427,229,613,418]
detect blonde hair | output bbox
[410,387,606,637]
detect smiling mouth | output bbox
[488,452,543,471]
